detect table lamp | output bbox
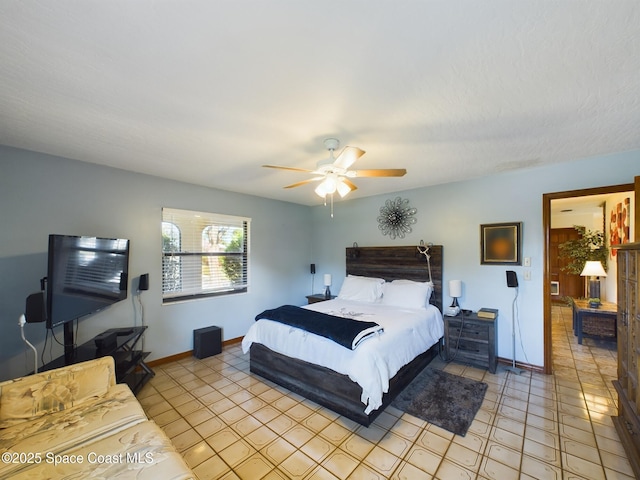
[446,280,462,316]
[449,280,461,307]
[580,261,607,307]
[324,274,332,299]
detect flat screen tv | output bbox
[46,234,130,329]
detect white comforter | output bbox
[242,299,444,414]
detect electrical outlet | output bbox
[524,271,531,281]
[524,257,531,267]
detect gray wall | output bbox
[1,145,638,379]
[310,150,639,368]
[0,146,312,380]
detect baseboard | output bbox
[146,351,192,367]
[497,357,545,374]
[146,335,243,368]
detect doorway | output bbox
[543,180,638,374]
[549,227,584,300]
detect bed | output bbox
[243,245,444,426]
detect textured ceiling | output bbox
[1,1,639,205]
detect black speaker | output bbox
[310,263,316,275]
[25,291,47,323]
[194,326,222,359]
[94,331,118,352]
[506,270,518,288]
[139,273,149,291]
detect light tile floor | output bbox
[138,305,634,479]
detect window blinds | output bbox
[162,208,250,302]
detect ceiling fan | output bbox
[263,138,407,200]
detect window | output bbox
[162,208,250,303]
[162,221,181,294]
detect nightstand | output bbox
[305,294,337,304]
[444,312,498,373]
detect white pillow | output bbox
[392,279,434,295]
[338,275,385,302]
[381,280,434,309]
[348,274,385,284]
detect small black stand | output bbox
[41,326,154,394]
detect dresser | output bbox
[613,242,640,478]
[444,312,498,373]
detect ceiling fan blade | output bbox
[333,146,365,170]
[263,164,315,173]
[351,168,407,177]
[283,177,324,189]
[342,178,358,192]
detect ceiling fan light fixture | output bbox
[336,178,351,198]
[318,174,338,195]
[326,174,338,191]
[314,183,328,198]
[263,138,404,211]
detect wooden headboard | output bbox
[345,245,443,312]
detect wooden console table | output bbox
[571,298,617,344]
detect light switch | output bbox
[524,257,531,267]
[524,271,531,281]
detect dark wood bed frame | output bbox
[250,245,443,426]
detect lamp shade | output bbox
[580,261,607,277]
[449,280,462,298]
[323,274,332,286]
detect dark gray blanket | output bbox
[255,304,383,350]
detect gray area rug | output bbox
[390,368,488,436]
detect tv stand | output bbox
[41,326,154,394]
[63,321,75,365]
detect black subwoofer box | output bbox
[94,331,118,352]
[193,326,222,359]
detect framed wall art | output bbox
[377,197,417,240]
[480,222,522,265]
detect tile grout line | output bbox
[139,304,632,479]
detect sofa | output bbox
[0,357,194,479]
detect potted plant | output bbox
[558,226,609,302]
[588,298,602,308]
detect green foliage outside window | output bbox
[220,229,243,284]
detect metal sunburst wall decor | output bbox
[377,197,417,239]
